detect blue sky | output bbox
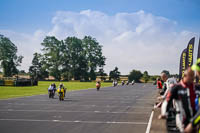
[0,0,200,74]
[1,0,200,33]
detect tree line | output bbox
[0,34,106,81]
[0,34,171,82]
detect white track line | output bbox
[0,109,151,114]
[4,103,153,108]
[13,98,154,102]
[145,111,154,133]
[0,118,148,125]
[10,99,132,102]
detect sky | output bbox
[0,0,200,75]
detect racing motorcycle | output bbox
[96,82,101,91]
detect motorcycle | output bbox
[131,81,135,85]
[48,90,54,98]
[96,83,101,91]
[121,81,125,86]
[126,81,129,85]
[113,82,117,87]
[57,88,65,101]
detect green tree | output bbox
[150,75,159,81]
[109,67,121,80]
[65,37,88,80]
[82,36,106,80]
[41,36,65,80]
[143,71,150,83]
[39,35,106,81]
[19,70,26,74]
[97,68,107,81]
[29,53,49,80]
[0,35,23,77]
[128,69,143,82]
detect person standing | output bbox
[184,59,200,133]
[160,68,199,132]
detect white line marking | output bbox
[53,120,59,122]
[0,109,151,114]
[2,103,153,108]
[0,118,148,125]
[6,98,154,102]
[11,99,136,102]
[2,97,155,102]
[145,111,154,133]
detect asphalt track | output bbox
[0,83,157,133]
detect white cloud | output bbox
[0,10,197,74]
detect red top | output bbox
[181,80,196,112]
[157,81,162,89]
[189,84,196,112]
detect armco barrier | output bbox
[0,77,37,86]
[0,80,4,86]
[4,80,14,86]
[15,80,31,86]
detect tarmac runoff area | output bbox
[0,83,157,133]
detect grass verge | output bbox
[0,81,112,99]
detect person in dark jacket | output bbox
[160,72,168,95]
[184,59,200,133]
[160,68,200,132]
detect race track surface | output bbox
[0,83,157,133]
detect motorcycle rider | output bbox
[96,81,101,91]
[113,80,118,87]
[112,80,115,87]
[58,83,66,97]
[131,80,135,85]
[52,83,56,96]
[48,84,54,98]
[126,81,129,85]
[121,81,125,86]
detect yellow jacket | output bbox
[57,88,64,93]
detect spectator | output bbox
[156,77,162,90]
[160,68,200,132]
[184,59,200,133]
[160,73,168,95]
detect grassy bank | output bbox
[0,81,112,99]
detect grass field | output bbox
[0,81,112,99]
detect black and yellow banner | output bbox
[186,37,195,68]
[179,48,187,80]
[197,38,200,59]
[196,38,200,83]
